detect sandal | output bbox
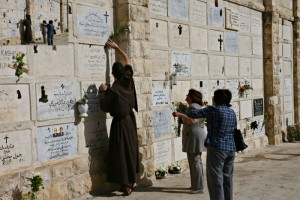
[122,185,133,196]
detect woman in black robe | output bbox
[23,14,33,44]
[100,40,139,196]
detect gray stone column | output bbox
[263,11,282,145]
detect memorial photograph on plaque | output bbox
[253,98,263,116]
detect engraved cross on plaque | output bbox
[4,135,9,144]
[218,34,223,51]
[178,25,182,35]
[104,11,109,23]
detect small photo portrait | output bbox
[52,127,59,137]
[58,126,64,137]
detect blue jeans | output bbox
[206,145,235,200]
[47,34,54,45]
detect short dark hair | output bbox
[49,20,53,24]
[112,62,125,80]
[43,20,46,23]
[187,89,204,106]
[213,89,232,106]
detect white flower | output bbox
[35,172,41,176]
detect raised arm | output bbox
[173,112,196,125]
[105,40,131,65]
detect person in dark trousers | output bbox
[173,89,237,200]
[181,89,207,194]
[99,40,139,196]
[40,20,47,44]
[47,20,55,45]
[23,14,33,44]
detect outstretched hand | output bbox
[99,83,107,92]
[172,112,182,118]
[105,39,118,49]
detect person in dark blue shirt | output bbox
[173,89,237,200]
[47,20,55,45]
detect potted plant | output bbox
[287,124,300,142]
[78,89,88,118]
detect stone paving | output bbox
[76,142,300,200]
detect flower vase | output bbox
[78,103,88,118]
[172,74,177,85]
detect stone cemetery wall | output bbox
[0,0,68,45]
[149,0,268,170]
[0,0,118,198]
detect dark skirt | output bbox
[107,112,139,184]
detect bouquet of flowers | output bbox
[12,52,28,82]
[23,173,44,200]
[168,162,181,174]
[172,102,189,137]
[239,84,253,96]
[109,20,130,40]
[155,167,168,179]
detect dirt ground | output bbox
[78,142,300,200]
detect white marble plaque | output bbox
[0,29,8,38]
[210,80,225,95]
[149,0,167,16]
[225,8,239,30]
[225,79,239,98]
[36,83,77,120]
[172,81,191,102]
[252,37,263,55]
[283,43,291,58]
[191,80,209,102]
[171,51,191,76]
[209,55,224,76]
[191,53,208,76]
[190,27,207,50]
[152,81,170,106]
[284,96,293,112]
[169,23,189,48]
[252,58,263,76]
[37,123,78,162]
[76,5,110,39]
[150,19,168,46]
[0,85,30,124]
[251,16,262,35]
[0,46,27,76]
[283,25,292,41]
[82,82,102,115]
[284,78,292,94]
[239,35,251,55]
[0,130,32,173]
[174,137,186,161]
[191,0,206,25]
[283,61,292,76]
[209,30,223,51]
[151,50,169,75]
[283,113,293,129]
[253,118,265,137]
[231,101,239,120]
[83,120,108,153]
[252,78,263,96]
[225,32,239,53]
[153,110,172,138]
[78,44,106,77]
[239,13,250,32]
[170,0,189,21]
[209,5,223,27]
[154,140,172,167]
[240,57,251,76]
[225,56,238,76]
[240,100,252,119]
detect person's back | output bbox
[205,105,236,151]
[47,23,54,35]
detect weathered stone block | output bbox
[73,156,89,175]
[43,182,69,200]
[52,161,74,182]
[69,174,92,198]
